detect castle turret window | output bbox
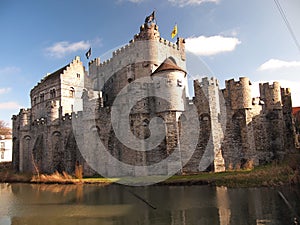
[40,93,44,102]
[50,89,56,98]
[177,79,182,87]
[69,87,75,98]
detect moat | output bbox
[1,183,299,225]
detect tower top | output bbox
[134,22,160,41]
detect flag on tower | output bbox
[171,24,178,39]
[85,48,91,59]
[145,11,155,23]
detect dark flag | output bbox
[85,48,91,59]
[145,11,155,23]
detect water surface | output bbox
[0,183,299,225]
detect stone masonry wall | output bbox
[12,21,296,177]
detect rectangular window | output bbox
[1,151,4,159]
[40,93,45,102]
[177,79,182,87]
[0,142,4,149]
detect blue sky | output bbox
[1,0,300,126]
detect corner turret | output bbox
[259,82,282,110]
[134,23,160,41]
[151,57,187,113]
[224,77,252,110]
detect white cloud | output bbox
[0,66,20,74]
[0,88,11,95]
[258,59,300,71]
[168,0,219,7]
[185,35,241,56]
[128,0,144,2]
[46,40,90,58]
[0,102,22,110]
[116,0,144,3]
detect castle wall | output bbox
[183,78,225,172]
[12,111,92,175]
[12,21,296,177]
[89,23,186,108]
[30,56,85,122]
[30,70,61,121]
[281,88,294,150]
[60,57,85,114]
[259,82,285,160]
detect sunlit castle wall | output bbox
[152,69,186,113]
[88,22,187,106]
[30,56,85,121]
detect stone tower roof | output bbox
[43,65,69,82]
[152,57,186,76]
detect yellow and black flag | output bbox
[171,24,178,39]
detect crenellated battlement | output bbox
[259,81,282,110]
[112,43,134,58]
[225,77,251,88]
[224,77,252,110]
[200,77,219,87]
[32,56,83,91]
[134,22,160,41]
[88,24,185,78]
[281,87,291,96]
[89,57,100,66]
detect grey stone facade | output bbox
[12,21,295,176]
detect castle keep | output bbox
[12,19,295,177]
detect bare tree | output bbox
[0,120,11,136]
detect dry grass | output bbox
[31,171,114,185]
[1,153,300,188]
[31,171,76,184]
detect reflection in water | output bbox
[216,187,231,225]
[0,183,299,225]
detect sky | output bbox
[0,0,300,126]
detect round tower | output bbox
[225,77,252,110]
[259,81,282,110]
[151,57,187,113]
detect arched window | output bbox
[69,87,75,98]
[33,97,37,105]
[50,89,56,98]
[40,93,44,102]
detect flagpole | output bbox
[176,22,178,39]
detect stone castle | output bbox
[12,18,295,177]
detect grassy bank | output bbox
[164,153,300,187]
[1,153,299,187]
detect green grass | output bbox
[164,158,300,188]
[1,153,299,187]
